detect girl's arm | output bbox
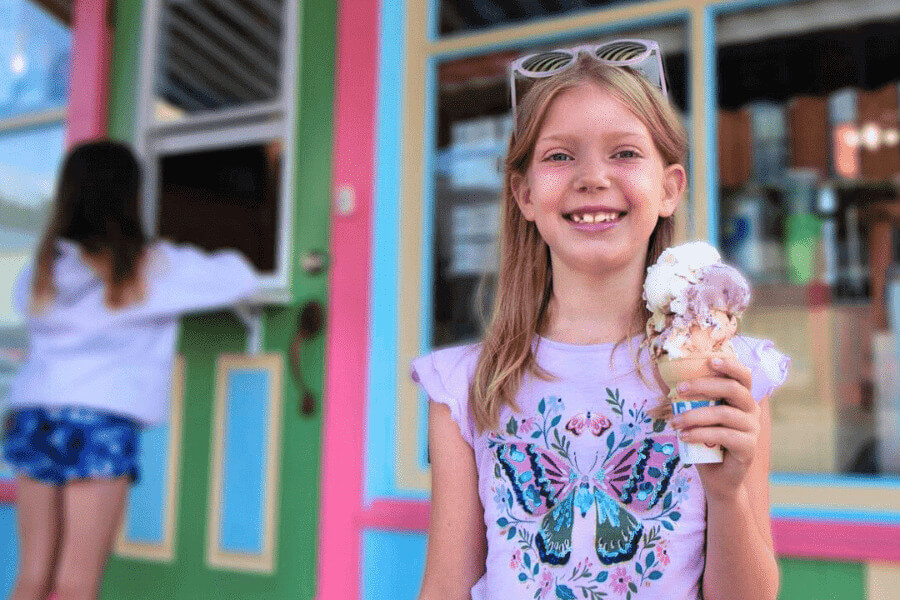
[701,394,779,600]
[419,401,487,600]
[672,354,781,600]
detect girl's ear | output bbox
[659,163,687,218]
[511,172,536,221]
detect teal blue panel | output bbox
[220,369,269,554]
[0,505,17,597]
[362,530,427,600]
[125,425,169,544]
[366,0,425,503]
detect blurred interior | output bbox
[429,0,900,476]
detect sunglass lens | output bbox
[521,51,574,74]
[594,40,649,62]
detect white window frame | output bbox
[136,0,301,302]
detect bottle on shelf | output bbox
[815,183,840,287]
[783,168,822,286]
[842,203,868,298]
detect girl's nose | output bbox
[574,159,610,193]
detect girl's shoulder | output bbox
[732,335,792,402]
[412,341,481,374]
[410,342,482,446]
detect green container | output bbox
[785,212,822,285]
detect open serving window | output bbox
[136,0,300,300]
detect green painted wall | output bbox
[778,558,867,600]
[101,0,336,598]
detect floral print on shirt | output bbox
[488,389,692,600]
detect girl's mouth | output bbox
[563,210,626,228]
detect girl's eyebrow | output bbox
[536,130,650,145]
[607,131,650,142]
[535,133,578,145]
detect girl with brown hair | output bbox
[4,140,259,600]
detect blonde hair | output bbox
[470,57,688,432]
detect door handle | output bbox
[289,300,325,416]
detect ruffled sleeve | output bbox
[410,344,480,448]
[733,335,791,403]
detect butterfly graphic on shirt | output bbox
[490,434,679,566]
[565,411,612,436]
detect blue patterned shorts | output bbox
[2,407,140,486]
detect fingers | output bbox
[671,404,757,435]
[676,357,755,414]
[677,425,756,463]
[677,377,755,413]
[709,355,753,391]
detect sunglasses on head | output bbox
[508,39,668,119]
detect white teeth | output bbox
[570,211,621,223]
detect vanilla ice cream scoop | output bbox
[643,241,750,359]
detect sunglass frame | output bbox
[507,38,668,119]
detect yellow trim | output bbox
[771,483,900,514]
[429,0,714,56]
[866,562,900,600]
[686,4,707,242]
[115,356,185,563]
[206,353,284,574]
[396,0,432,492]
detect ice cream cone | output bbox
[656,350,733,390]
[642,241,751,465]
[657,350,734,464]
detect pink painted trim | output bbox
[315,0,379,597]
[66,0,111,146]
[772,518,900,562]
[0,481,16,504]
[360,500,430,532]
[344,500,900,565]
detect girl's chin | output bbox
[551,249,637,276]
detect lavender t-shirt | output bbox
[411,335,790,600]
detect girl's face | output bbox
[512,83,686,277]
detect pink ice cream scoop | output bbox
[643,242,751,360]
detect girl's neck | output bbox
[541,257,644,346]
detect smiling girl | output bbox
[412,41,789,600]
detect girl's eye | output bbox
[547,152,572,162]
[614,149,641,159]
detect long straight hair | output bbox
[470,58,688,432]
[32,140,148,309]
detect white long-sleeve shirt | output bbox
[8,238,261,424]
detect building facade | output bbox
[1,0,899,598]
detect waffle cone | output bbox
[656,350,735,399]
[656,349,735,464]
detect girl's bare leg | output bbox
[52,477,129,600]
[10,475,62,600]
